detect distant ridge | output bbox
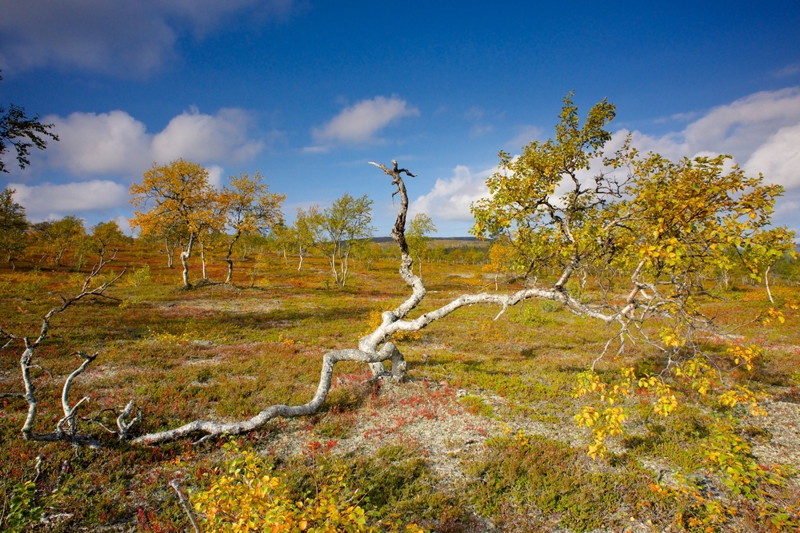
[371,236,481,244]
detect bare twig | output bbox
[170,480,201,533]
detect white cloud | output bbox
[112,215,134,236]
[506,125,543,149]
[0,0,299,77]
[45,111,153,175]
[775,62,800,79]
[612,87,800,191]
[745,123,800,189]
[311,96,419,146]
[9,180,130,221]
[683,88,800,161]
[39,107,264,177]
[413,88,800,230]
[410,165,492,222]
[152,108,264,164]
[206,165,225,189]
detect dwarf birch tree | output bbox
[293,205,322,271]
[0,188,28,268]
[218,172,285,284]
[92,220,127,260]
[32,216,86,266]
[407,213,436,279]
[129,135,792,447]
[318,193,374,287]
[78,98,791,449]
[130,159,217,288]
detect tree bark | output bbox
[165,238,175,268]
[765,265,774,304]
[225,232,241,284]
[181,233,195,288]
[200,243,208,280]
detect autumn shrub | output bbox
[192,442,429,533]
[124,264,152,287]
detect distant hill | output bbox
[371,236,487,247]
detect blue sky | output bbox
[2,1,800,237]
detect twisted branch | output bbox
[132,160,641,445]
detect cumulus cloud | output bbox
[40,107,264,177]
[112,215,134,236]
[310,96,419,147]
[410,165,492,222]
[45,111,153,175]
[206,165,225,189]
[8,180,130,221]
[0,0,299,77]
[412,88,800,229]
[683,88,800,161]
[745,123,800,189]
[613,87,800,190]
[152,108,264,163]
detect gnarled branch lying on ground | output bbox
[134,159,635,445]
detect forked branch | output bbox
[11,256,131,446]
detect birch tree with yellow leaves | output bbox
[130,159,219,288]
[218,172,285,284]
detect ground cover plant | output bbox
[1,98,799,531]
[0,230,798,531]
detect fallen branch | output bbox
[133,160,638,445]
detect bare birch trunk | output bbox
[225,232,241,284]
[181,233,195,288]
[765,265,774,304]
[165,238,175,268]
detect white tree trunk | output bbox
[765,265,774,304]
[181,234,195,288]
[225,232,241,284]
